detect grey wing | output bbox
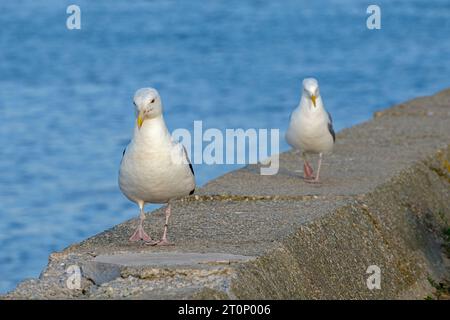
[327,111,336,142]
[120,146,127,164]
[181,145,194,176]
[182,145,195,195]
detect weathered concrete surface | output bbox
[3,89,450,299]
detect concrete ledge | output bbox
[2,89,450,299]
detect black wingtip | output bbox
[328,122,336,142]
[183,145,195,176]
[120,147,127,164]
[327,111,336,142]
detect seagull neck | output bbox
[300,95,324,113]
[134,115,171,142]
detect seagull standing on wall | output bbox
[119,88,195,245]
[286,78,335,183]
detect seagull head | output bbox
[133,88,163,129]
[302,78,320,108]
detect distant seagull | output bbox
[286,78,335,183]
[119,88,195,245]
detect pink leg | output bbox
[305,153,323,184]
[156,204,174,246]
[303,156,314,180]
[129,202,157,244]
[314,153,323,183]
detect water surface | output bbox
[1,0,449,293]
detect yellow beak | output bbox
[311,95,317,107]
[137,111,144,129]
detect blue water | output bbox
[1,0,449,293]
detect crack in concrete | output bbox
[176,194,354,203]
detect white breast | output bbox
[286,103,334,154]
[119,117,195,204]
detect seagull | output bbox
[119,88,195,245]
[285,78,335,183]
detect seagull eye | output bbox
[150,98,155,103]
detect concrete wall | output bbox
[3,89,450,299]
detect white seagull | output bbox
[286,78,335,183]
[119,88,195,245]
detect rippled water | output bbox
[0,0,449,293]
